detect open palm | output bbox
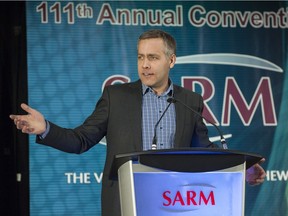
[10,103,46,134]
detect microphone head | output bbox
[167,98,176,103]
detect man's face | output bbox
[137,38,175,95]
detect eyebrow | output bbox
[138,53,160,57]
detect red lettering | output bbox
[96,3,116,24]
[250,12,263,28]
[199,191,215,205]
[173,191,185,206]
[162,191,172,206]
[162,190,216,207]
[222,77,277,126]
[235,11,250,27]
[187,191,197,205]
[188,5,206,27]
[182,76,277,127]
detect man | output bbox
[10,29,265,216]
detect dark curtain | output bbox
[0,2,29,216]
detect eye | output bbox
[149,56,158,61]
[138,55,144,60]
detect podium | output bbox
[110,148,263,216]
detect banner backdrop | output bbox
[26,1,288,215]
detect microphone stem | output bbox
[151,101,172,150]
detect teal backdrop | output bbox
[26,1,288,215]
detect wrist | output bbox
[39,120,50,139]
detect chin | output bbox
[140,78,153,86]
[143,81,155,88]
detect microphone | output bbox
[167,98,228,149]
[151,99,173,150]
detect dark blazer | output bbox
[37,79,215,216]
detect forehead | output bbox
[138,38,166,54]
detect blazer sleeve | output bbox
[36,87,110,153]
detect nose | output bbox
[142,58,150,69]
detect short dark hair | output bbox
[138,29,176,56]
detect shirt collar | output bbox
[142,79,174,97]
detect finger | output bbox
[17,122,24,130]
[27,127,35,133]
[16,120,25,130]
[255,163,266,174]
[14,118,22,127]
[9,114,18,120]
[22,127,29,134]
[14,118,18,125]
[255,178,265,184]
[253,165,266,178]
[259,169,266,178]
[21,125,33,134]
[248,178,265,186]
[16,119,29,129]
[259,158,265,164]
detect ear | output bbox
[169,54,176,69]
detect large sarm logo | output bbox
[161,184,216,212]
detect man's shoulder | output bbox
[106,80,140,90]
[173,84,202,98]
[103,80,142,96]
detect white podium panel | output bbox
[134,171,244,216]
[118,161,246,216]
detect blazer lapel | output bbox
[173,85,186,148]
[128,80,143,152]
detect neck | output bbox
[152,82,170,96]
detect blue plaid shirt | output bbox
[142,82,176,150]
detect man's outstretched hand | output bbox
[10,103,46,135]
[246,158,266,186]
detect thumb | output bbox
[20,103,34,114]
[259,158,265,164]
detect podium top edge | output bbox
[115,148,263,159]
[109,148,264,180]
